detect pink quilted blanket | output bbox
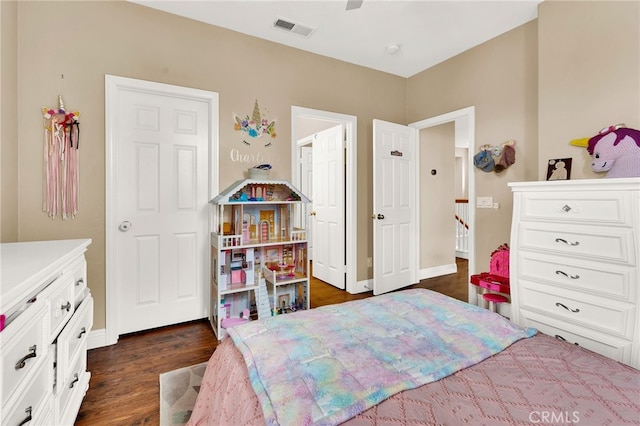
[188,332,640,425]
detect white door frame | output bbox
[410,106,477,305]
[104,75,219,346]
[291,106,358,293]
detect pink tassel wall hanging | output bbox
[42,95,80,219]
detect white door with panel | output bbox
[115,89,209,334]
[300,145,313,259]
[372,119,418,295]
[312,125,345,289]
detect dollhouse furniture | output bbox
[208,179,310,339]
[470,244,510,313]
[509,178,640,368]
[0,239,93,425]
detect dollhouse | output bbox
[208,179,310,339]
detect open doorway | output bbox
[410,106,477,305]
[291,107,358,293]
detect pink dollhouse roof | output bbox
[209,179,311,205]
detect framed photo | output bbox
[546,158,572,181]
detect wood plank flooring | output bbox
[75,258,468,425]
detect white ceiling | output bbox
[130,0,542,78]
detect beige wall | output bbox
[407,20,539,270]
[454,148,468,199]
[6,1,405,330]
[538,0,640,179]
[419,123,456,270]
[1,0,19,242]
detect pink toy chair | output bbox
[470,244,510,313]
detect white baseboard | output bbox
[348,265,459,295]
[455,251,469,259]
[497,302,512,319]
[87,328,115,350]
[419,263,457,281]
[348,279,372,294]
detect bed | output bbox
[188,289,640,425]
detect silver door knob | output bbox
[119,221,132,232]
[371,214,385,220]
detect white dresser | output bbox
[509,178,640,369]
[0,239,93,425]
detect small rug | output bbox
[159,362,207,426]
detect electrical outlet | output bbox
[367,257,373,268]
[477,196,493,208]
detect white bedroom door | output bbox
[300,145,313,259]
[312,124,346,289]
[114,83,210,335]
[372,119,418,295]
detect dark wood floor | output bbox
[75,258,468,425]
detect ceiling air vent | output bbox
[273,18,315,38]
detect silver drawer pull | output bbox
[78,327,87,339]
[556,302,580,313]
[555,270,580,279]
[69,373,79,389]
[561,204,572,212]
[555,238,579,246]
[555,335,580,346]
[76,278,84,287]
[61,301,71,312]
[17,406,32,426]
[15,345,37,370]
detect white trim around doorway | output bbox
[100,75,219,348]
[410,106,477,306]
[291,107,361,294]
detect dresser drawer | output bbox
[520,310,633,365]
[2,350,54,426]
[56,293,93,389]
[1,302,49,408]
[65,256,87,307]
[519,190,633,226]
[517,222,636,265]
[517,251,637,302]
[56,349,90,426]
[43,273,76,339]
[518,280,636,339]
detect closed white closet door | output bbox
[115,87,209,335]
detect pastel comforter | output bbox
[188,289,640,425]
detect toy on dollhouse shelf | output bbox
[208,179,310,339]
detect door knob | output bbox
[371,214,385,220]
[119,221,132,232]
[309,211,317,216]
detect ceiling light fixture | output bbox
[386,44,401,55]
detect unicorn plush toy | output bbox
[572,125,640,178]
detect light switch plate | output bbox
[477,196,493,208]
